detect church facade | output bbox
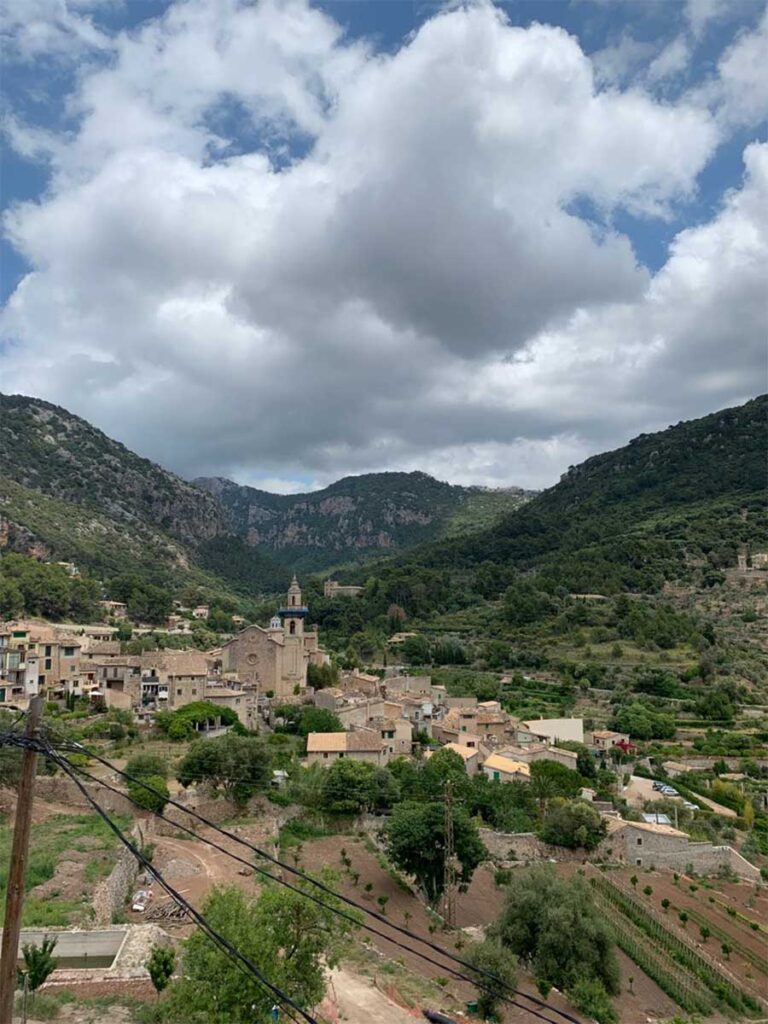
[217,577,326,698]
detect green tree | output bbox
[465,939,518,1021]
[539,799,607,850]
[320,760,397,815]
[126,753,169,780]
[568,977,618,1024]
[17,936,58,1004]
[0,577,23,618]
[146,944,176,996]
[166,879,358,1021]
[384,801,486,905]
[490,865,619,1002]
[529,761,584,809]
[177,735,270,805]
[128,775,169,813]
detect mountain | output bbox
[0,394,288,595]
[194,472,532,572]
[362,395,768,595]
[0,394,529,597]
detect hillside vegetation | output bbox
[195,472,531,572]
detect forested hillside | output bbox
[366,395,768,595]
[195,472,531,572]
[0,394,288,600]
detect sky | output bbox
[0,0,766,494]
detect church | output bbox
[217,577,327,699]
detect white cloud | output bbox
[707,6,768,127]
[646,36,691,84]
[0,0,763,490]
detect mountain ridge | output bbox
[194,471,532,572]
[0,393,530,591]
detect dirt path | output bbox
[323,968,421,1022]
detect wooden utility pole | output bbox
[0,696,44,1024]
[442,780,457,930]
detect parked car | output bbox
[683,801,699,810]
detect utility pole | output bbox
[0,696,44,1024]
[442,780,457,930]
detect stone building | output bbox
[217,577,326,699]
[306,728,388,766]
[323,580,364,599]
[603,818,760,880]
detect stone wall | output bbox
[33,776,135,816]
[92,827,143,926]
[479,829,592,864]
[478,827,761,881]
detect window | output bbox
[45,646,52,656]
[637,838,642,846]
[636,858,642,866]
[177,689,182,695]
[63,646,75,657]
[45,659,52,670]
[192,688,197,695]
[289,621,296,635]
[493,771,500,781]
[323,753,328,759]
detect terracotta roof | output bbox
[442,743,479,761]
[483,753,530,777]
[141,651,209,676]
[592,730,625,739]
[307,728,383,753]
[605,818,688,838]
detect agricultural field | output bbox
[579,865,767,1020]
[0,800,130,927]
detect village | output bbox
[2,574,767,1024]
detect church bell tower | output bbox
[279,575,308,637]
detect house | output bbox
[496,742,579,771]
[139,651,210,708]
[99,600,128,620]
[338,671,382,697]
[602,818,760,880]
[589,729,631,752]
[306,728,388,766]
[385,695,435,735]
[192,605,210,620]
[372,716,413,757]
[436,742,480,776]
[482,752,531,784]
[523,717,584,744]
[323,580,364,599]
[385,675,442,701]
[204,685,253,728]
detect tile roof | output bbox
[605,818,688,838]
[483,753,531,777]
[442,743,480,761]
[306,728,384,753]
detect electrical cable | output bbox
[39,747,565,1024]
[36,738,319,1024]
[39,734,583,1024]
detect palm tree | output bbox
[18,936,58,1006]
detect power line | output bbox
[3,728,579,1023]
[40,735,583,1024]
[35,747,565,1023]
[36,739,320,1024]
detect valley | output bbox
[1,393,766,1024]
